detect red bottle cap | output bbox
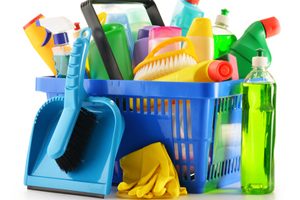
[186,0,200,5]
[23,14,44,30]
[208,61,233,82]
[74,22,81,31]
[260,17,280,38]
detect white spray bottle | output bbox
[36,17,74,77]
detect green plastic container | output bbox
[241,49,276,194]
[213,9,237,59]
[230,17,280,78]
[88,23,133,80]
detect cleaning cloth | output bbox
[117,142,187,199]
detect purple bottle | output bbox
[133,26,158,68]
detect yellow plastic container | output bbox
[186,18,214,62]
[155,60,233,82]
[23,14,56,75]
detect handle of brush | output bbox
[146,37,194,58]
[65,29,91,107]
[47,28,92,159]
[81,0,164,80]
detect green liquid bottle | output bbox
[213,9,237,59]
[241,49,276,194]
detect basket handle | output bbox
[81,0,164,80]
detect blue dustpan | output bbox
[24,28,125,197]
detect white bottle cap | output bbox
[252,49,269,68]
[215,9,229,27]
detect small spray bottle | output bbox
[241,49,276,194]
[37,17,74,78]
[213,9,237,59]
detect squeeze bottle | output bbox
[23,14,56,75]
[37,17,74,78]
[186,18,214,62]
[171,0,204,36]
[213,9,237,59]
[241,49,276,194]
[230,17,280,78]
[155,60,233,82]
[148,26,182,54]
[88,24,133,80]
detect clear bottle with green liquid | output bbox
[213,9,237,59]
[241,49,276,194]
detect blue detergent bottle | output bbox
[171,0,204,36]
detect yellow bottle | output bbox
[23,14,56,75]
[155,60,233,82]
[186,18,214,62]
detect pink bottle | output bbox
[148,26,182,55]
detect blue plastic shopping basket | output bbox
[36,77,243,193]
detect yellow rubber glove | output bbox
[117,142,187,198]
[162,144,187,196]
[119,142,170,186]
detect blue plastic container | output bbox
[36,77,243,193]
[171,0,204,36]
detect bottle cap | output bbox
[74,22,80,31]
[252,48,269,67]
[186,0,200,5]
[53,32,69,45]
[23,14,44,30]
[208,60,233,81]
[260,17,280,38]
[187,18,213,38]
[215,9,230,27]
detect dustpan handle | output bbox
[81,0,164,80]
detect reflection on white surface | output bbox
[103,183,276,200]
[23,186,276,200]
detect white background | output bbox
[0,0,298,199]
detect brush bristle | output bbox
[55,108,97,173]
[134,54,197,80]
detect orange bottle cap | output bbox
[208,60,233,82]
[260,17,280,38]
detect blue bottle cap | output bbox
[53,32,69,45]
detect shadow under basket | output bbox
[35,77,243,193]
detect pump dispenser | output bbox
[213,9,237,58]
[37,17,74,77]
[241,49,276,194]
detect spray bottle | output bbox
[230,17,280,78]
[213,9,237,59]
[36,17,74,78]
[171,0,204,36]
[241,49,276,194]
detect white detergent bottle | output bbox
[186,18,214,62]
[37,17,74,78]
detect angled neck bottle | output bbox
[241,49,276,194]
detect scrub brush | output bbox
[133,37,199,80]
[47,28,96,172]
